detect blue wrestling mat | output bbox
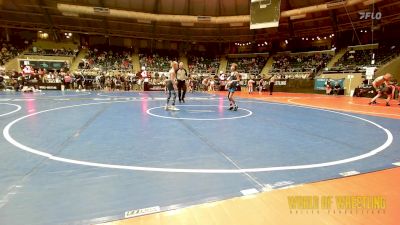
[0,91,399,225]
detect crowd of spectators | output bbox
[0,66,184,92]
[334,50,373,70]
[139,51,178,72]
[0,42,23,66]
[270,53,332,79]
[188,54,220,75]
[26,47,79,57]
[271,53,332,73]
[5,40,400,92]
[226,57,266,75]
[0,68,133,92]
[332,42,400,72]
[375,41,400,63]
[79,47,133,72]
[0,69,63,92]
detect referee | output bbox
[269,74,275,95]
[177,62,188,103]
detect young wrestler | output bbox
[226,63,241,111]
[165,61,179,111]
[369,73,392,106]
[379,85,395,106]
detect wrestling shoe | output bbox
[169,106,180,111]
[164,105,170,110]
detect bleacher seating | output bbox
[374,42,400,65]
[188,54,220,75]
[332,42,400,72]
[139,51,178,72]
[334,49,373,68]
[0,42,24,66]
[271,54,332,73]
[226,56,266,75]
[79,47,133,71]
[26,47,79,57]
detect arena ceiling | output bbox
[0,0,400,42]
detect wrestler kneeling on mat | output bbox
[379,86,395,106]
[369,73,392,106]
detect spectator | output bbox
[247,78,255,94]
[0,73,5,89]
[325,79,332,95]
[333,81,342,95]
[64,72,72,90]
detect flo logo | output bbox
[359,11,382,20]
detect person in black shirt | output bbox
[176,62,188,103]
[333,82,341,95]
[75,73,85,91]
[269,75,275,95]
[0,74,5,90]
[362,78,369,87]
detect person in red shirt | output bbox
[64,72,72,90]
[22,65,33,75]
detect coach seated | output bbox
[332,81,344,95]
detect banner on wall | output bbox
[314,78,345,90]
[20,60,67,70]
[275,79,287,86]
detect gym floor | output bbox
[0,91,399,225]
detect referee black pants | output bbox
[269,82,275,95]
[177,80,186,101]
